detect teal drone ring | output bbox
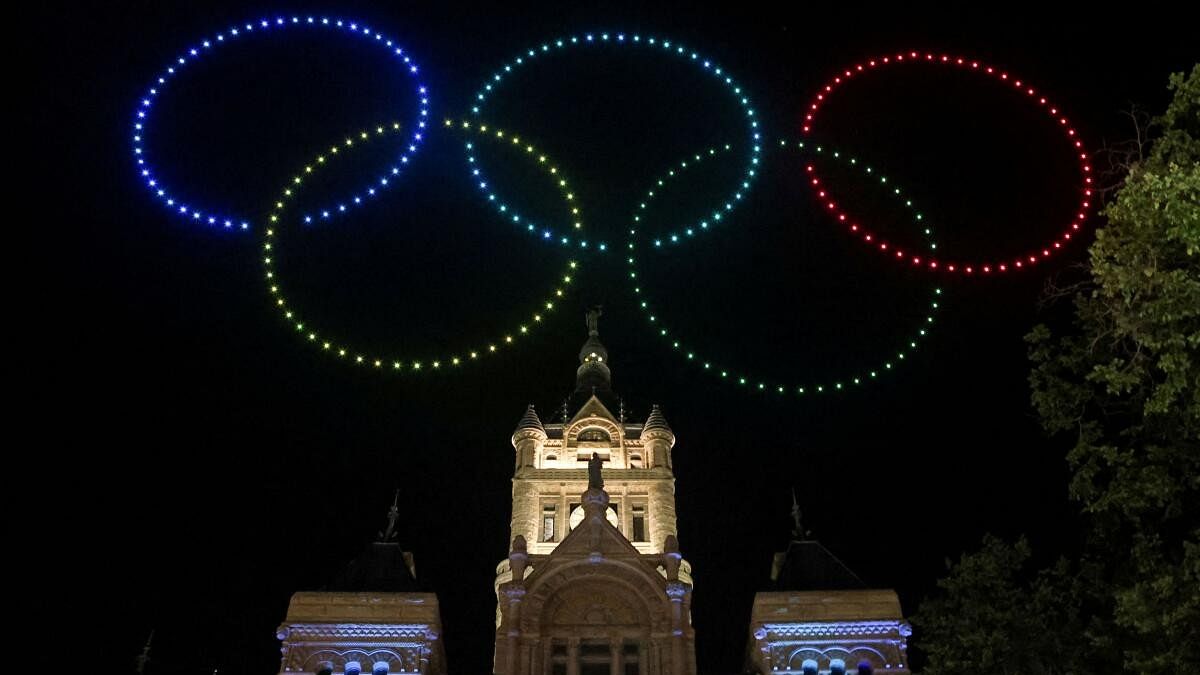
[469,31,763,250]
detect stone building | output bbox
[743,502,912,674]
[275,494,447,675]
[493,310,696,675]
[273,311,911,675]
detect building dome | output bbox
[578,334,608,365]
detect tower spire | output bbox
[576,305,612,393]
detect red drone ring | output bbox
[802,51,1093,275]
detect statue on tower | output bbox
[588,451,604,489]
[586,305,602,336]
[378,489,400,542]
[790,487,810,541]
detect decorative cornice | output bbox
[279,623,437,640]
[513,468,668,480]
[757,620,907,638]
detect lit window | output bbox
[578,428,610,442]
[543,505,557,542]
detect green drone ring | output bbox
[263,121,581,372]
[627,139,943,395]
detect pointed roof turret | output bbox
[513,404,548,447]
[516,404,545,433]
[641,404,675,452]
[643,404,671,433]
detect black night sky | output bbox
[50,3,1193,674]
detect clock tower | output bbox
[493,310,696,675]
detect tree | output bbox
[917,66,1199,671]
[1027,64,1199,670]
[912,536,1093,674]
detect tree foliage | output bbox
[918,66,1199,671]
[912,536,1092,674]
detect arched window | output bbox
[629,453,642,468]
[801,659,818,675]
[345,661,362,675]
[578,428,610,443]
[316,662,334,675]
[545,454,558,462]
[830,658,846,675]
[372,662,390,675]
[857,661,874,675]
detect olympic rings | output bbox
[460,121,601,251]
[131,14,429,232]
[802,50,1093,275]
[263,122,579,372]
[469,31,762,247]
[129,15,1096,396]
[628,140,942,395]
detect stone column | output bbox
[620,492,633,539]
[567,638,581,675]
[503,586,526,675]
[560,493,570,541]
[520,643,532,675]
[609,637,623,675]
[666,583,688,675]
[647,481,677,553]
[752,627,770,675]
[537,640,552,675]
[510,481,540,548]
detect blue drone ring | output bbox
[131,14,430,232]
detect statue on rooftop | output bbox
[588,451,604,489]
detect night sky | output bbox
[51,3,1194,674]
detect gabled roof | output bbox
[547,499,646,561]
[568,394,619,427]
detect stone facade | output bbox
[504,396,680,557]
[743,542,912,674]
[276,592,446,675]
[494,488,696,675]
[494,315,696,675]
[497,394,694,610]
